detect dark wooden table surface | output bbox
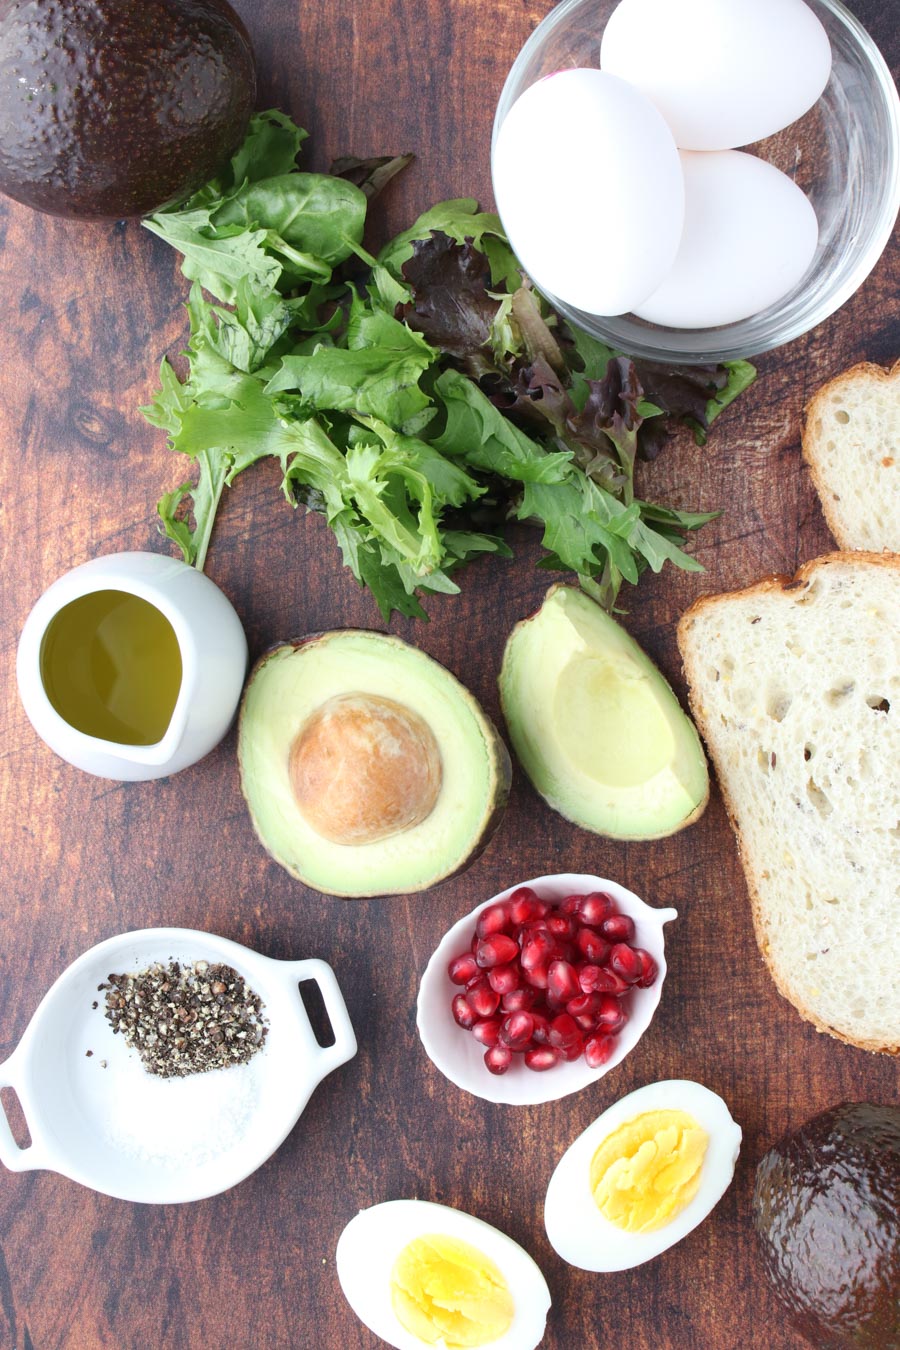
[0,2,897,1348]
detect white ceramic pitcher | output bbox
[16,551,248,780]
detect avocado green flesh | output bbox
[238,631,510,898]
[753,1103,900,1350]
[500,585,708,840]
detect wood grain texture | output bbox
[0,2,897,1348]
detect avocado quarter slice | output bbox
[499,584,708,840]
[238,631,511,898]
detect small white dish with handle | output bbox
[0,927,357,1203]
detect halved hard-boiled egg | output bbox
[545,1079,741,1271]
[336,1199,551,1350]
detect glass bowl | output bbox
[492,0,900,363]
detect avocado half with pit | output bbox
[499,585,708,840]
[238,631,511,897]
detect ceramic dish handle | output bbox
[284,958,358,1080]
[0,1052,48,1173]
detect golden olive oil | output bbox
[39,590,182,746]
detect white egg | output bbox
[336,1199,551,1350]
[492,69,685,316]
[601,0,832,151]
[633,150,818,327]
[544,1079,741,1271]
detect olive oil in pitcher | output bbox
[39,589,182,746]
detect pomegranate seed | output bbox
[500,1011,535,1050]
[567,993,603,1032]
[633,949,658,988]
[466,981,500,1018]
[488,963,519,994]
[476,902,511,938]
[596,994,627,1034]
[523,960,549,989]
[548,959,580,1004]
[558,894,583,915]
[521,932,555,970]
[609,942,643,984]
[547,914,576,940]
[578,892,617,927]
[601,914,635,943]
[484,1045,512,1075]
[508,889,550,924]
[525,1046,560,1071]
[502,987,536,1012]
[452,994,478,1030]
[472,1017,502,1047]
[575,927,611,964]
[448,953,479,985]
[476,934,519,968]
[578,964,629,995]
[548,1013,581,1049]
[584,1034,616,1068]
[530,1011,551,1044]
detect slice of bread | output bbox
[803,359,900,552]
[677,553,900,1054]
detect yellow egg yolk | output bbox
[589,1109,709,1233]
[389,1233,515,1348]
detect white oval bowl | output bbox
[0,928,357,1202]
[417,873,676,1106]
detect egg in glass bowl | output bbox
[491,0,900,362]
[416,873,676,1106]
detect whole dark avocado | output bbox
[0,0,256,218]
[753,1102,900,1350]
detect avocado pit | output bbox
[289,693,443,846]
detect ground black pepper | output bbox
[99,960,268,1078]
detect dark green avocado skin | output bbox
[0,0,256,218]
[753,1103,900,1350]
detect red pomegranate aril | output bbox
[521,931,555,970]
[472,1016,503,1047]
[500,1011,535,1050]
[508,889,550,925]
[609,942,643,984]
[523,960,550,989]
[524,1046,560,1071]
[596,994,627,1034]
[575,927,611,964]
[633,948,659,988]
[501,987,536,1013]
[448,953,479,985]
[530,1011,551,1044]
[452,994,478,1030]
[475,934,519,969]
[548,959,580,1004]
[548,1012,581,1049]
[466,982,500,1018]
[578,892,616,926]
[579,964,629,995]
[476,902,511,939]
[558,894,583,915]
[488,963,520,995]
[601,914,635,943]
[584,1034,616,1069]
[484,1045,513,1075]
[547,914,576,941]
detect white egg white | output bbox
[492,69,684,316]
[544,1079,741,1271]
[335,1199,551,1350]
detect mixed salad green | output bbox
[142,110,755,618]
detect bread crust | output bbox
[802,358,900,550]
[678,552,900,1055]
